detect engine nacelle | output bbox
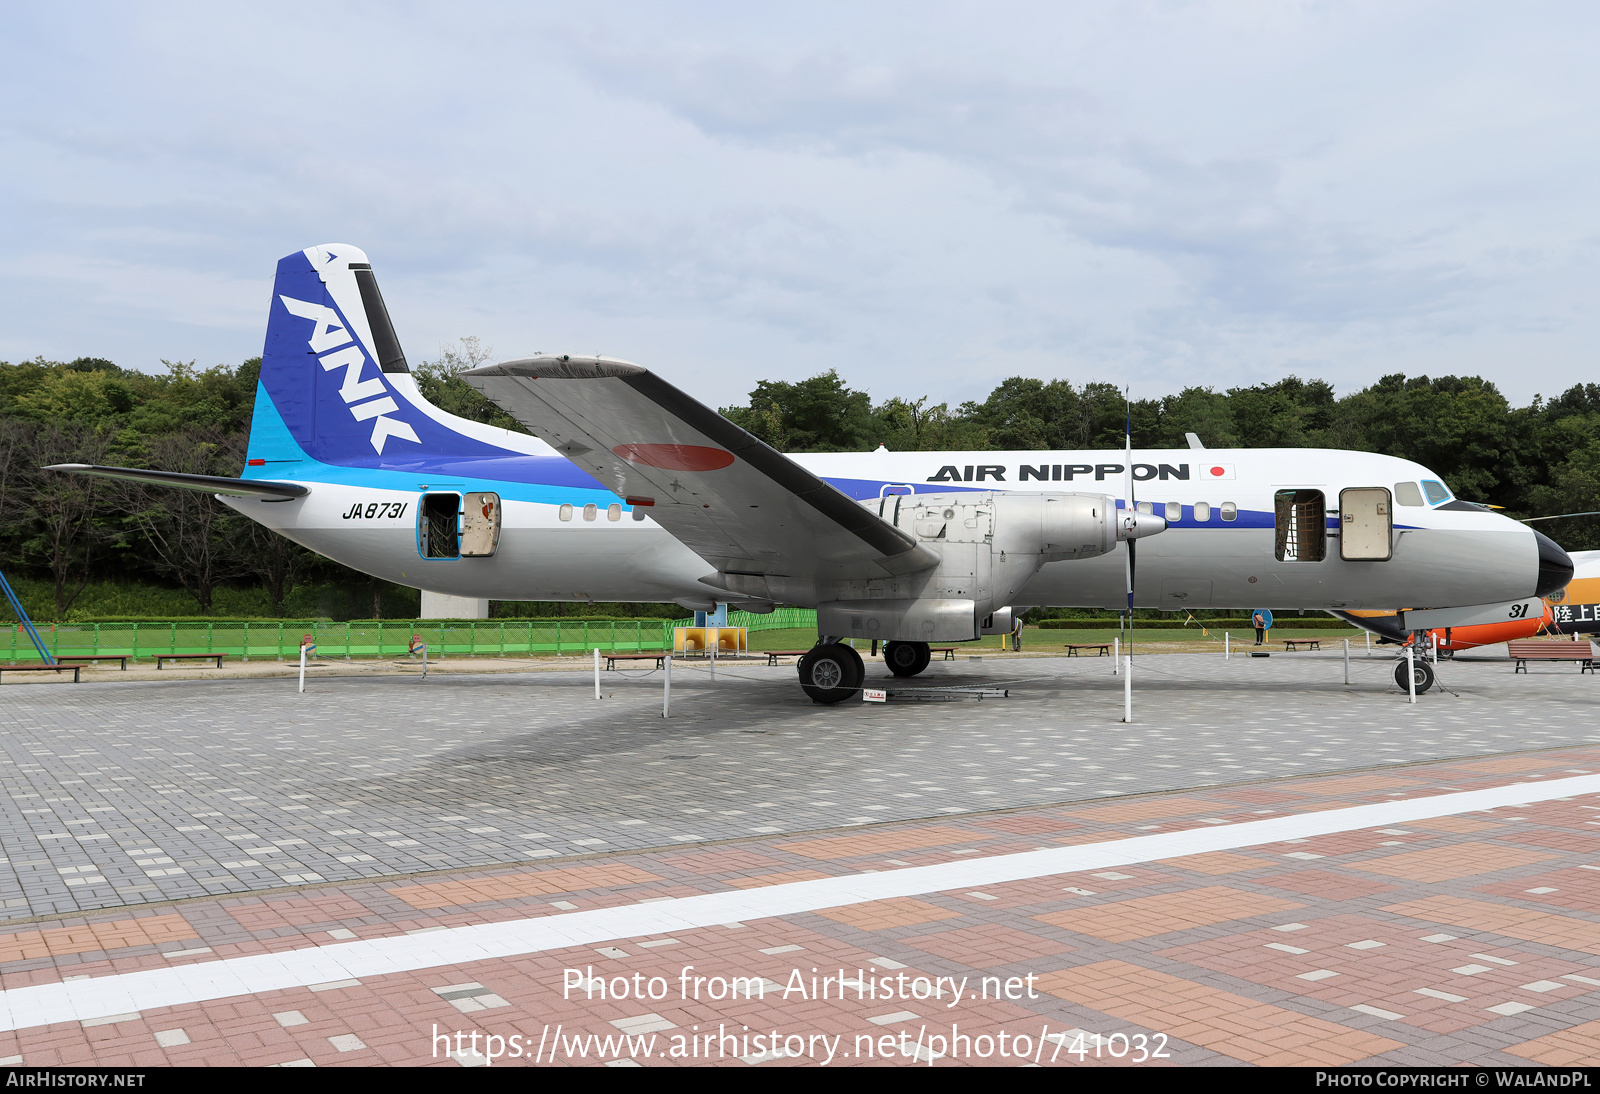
[815,492,1164,642]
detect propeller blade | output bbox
[1125,394,1135,611]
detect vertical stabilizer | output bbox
[249,245,431,468]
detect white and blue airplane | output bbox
[51,245,1574,702]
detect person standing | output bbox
[1252,610,1267,646]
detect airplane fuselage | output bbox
[229,405,1547,616]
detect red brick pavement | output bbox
[5,748,1600,1066]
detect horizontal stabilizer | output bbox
[44,464,310,499]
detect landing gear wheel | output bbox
[1437,647,1455,660]
[798,643,865,704]
[883,640,932,678]
[1394,658,1435,694]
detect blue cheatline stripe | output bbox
[0,772,1593,1031]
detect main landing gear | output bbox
[797,643,864,704]
[883,640,931,678]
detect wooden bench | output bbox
[1284,639,1321,652]
[1064,643,1112,657]
[605,652,666,670]
[930,647,957,661]
[1508,639,1598,674]
[766,650,812,666]
[0,664,80,683]
[54,655,129,670]
[155,653,226,669]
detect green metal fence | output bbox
[3,608,820,662]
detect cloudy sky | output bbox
[3,2,1597,409]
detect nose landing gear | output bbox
[1394,658,1435,694]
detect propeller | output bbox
[1521,511,1600,523]
[1124,400,1136,628]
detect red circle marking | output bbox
[612,444,735,471]
[1210,466,1226,477]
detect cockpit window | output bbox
[1422,480,1451,504]
[1394,482,1424,507]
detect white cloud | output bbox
[2,1,1599,406]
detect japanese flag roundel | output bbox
[1200,463,1235,480]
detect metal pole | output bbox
[1406,644,1417,704]
[663,653,672,718]
[1113,636,1120,675]
[1366,632,1371,657]
[594,647,601,699]
[1344,638,1350,685]
[1225,632,1230,660]
[710,638,716,681]
[298,644,307,693]
[1122,654,1132,722]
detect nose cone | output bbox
[1534,529,1574,598]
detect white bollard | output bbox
[710,639,716,681]
[1113,636,1120,675]
[1366,632,1372,657]
[1123,654,1132,723]
[298,645,307,694]
[1406,644,1417,704]
[663,653,672,718]
[1344,638,1350,686]
[1225,632,1230,660]
[594,647,601,699]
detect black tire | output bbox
[1394,658,1435,694]
[798,643,865,704]
[1437,648,1455,661]
[884,640,932,678]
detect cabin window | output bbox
[1220,502,1237,522]
[1194,501,1211,522]
[631,506,646,522]
[1422,480,1450,504]
[418,493,460,559]
[1137,500,1153,515]
[607,503,622,521]
[559,503,573,521]
[1274,489,1327,562]
[1394,482,1424,506]
[583,503,597,522]
[1165,501,1181,522]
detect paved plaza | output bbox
[0,646,1598,1065]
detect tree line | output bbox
[2,348,1595,619]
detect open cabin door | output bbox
[1339,487,1393,561]
[462,491,501,557]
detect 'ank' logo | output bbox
[280,296,421,454]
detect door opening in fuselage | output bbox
[419,493,461,559]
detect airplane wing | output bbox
[461,356,937,588]
[44,464,310,499]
